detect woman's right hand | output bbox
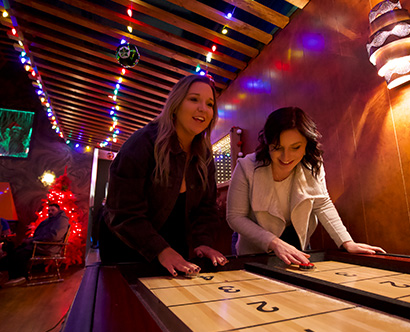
[269,237,310,265]
[157,247,200,277]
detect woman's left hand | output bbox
[194,245,229,266]
[342,241,386,255]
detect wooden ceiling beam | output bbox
[41,74,163,112]
[60,127,125,148]
[58,120,127,137]
[285,0,310,9]
[111,0,258,58]
[59,121,132,141]
[60,121,117,138]
[222,0,289,29]
[36,62,166,106]
[56,115,137,137]
[54,107,133,131]
[45,80,161,120]
[165,0,272,44]
[54,108,142,132]
[53,103,147,130]
[52,98,154,125]
[47,87,159,122]
[31,51,170,99]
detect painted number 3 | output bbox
[246,301,279,313]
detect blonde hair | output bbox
[153,75,218,190]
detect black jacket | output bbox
[104,122,219,262]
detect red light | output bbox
[212,45,216,52]
[121,68,126,75]
[127,9,132,17]
[31,70,36,77]
[11,28,17,35]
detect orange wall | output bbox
[213,0,410,254]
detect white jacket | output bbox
[227,153,353,255]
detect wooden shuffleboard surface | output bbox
[134,267,410,332]
[247,259,410,323]
[284,261,410,302]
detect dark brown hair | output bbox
[255,107,323,177]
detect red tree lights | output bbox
[30,168,86,268]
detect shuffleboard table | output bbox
[62,251,410,331]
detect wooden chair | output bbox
[27,226,71,286]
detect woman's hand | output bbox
[158,247,200,277]
[269,237,310,265]
[342,241,386,255]
[194,245,229,266]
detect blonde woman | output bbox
[101,75,228,276]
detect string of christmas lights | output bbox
[101,68,124,148]
[4,17,64,140]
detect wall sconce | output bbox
[366,0,410,89]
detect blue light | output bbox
[110,110,115,115]
[75,144,79,148]
[121,39,127,44]
[225,13,232,19]
[242,78,271,94]
[116,84,120,89]
[199,71,206,76]
[302,33,325,51]
[20,57,26,64]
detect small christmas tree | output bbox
[30,167,86,267]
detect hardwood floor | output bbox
[0,249,100,332]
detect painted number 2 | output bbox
[379,281,410,288]
[246,301,279,312]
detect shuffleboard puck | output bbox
[299,262,315,270]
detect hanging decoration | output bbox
[115,42,140,68]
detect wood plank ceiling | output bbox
[0,0,308,151]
